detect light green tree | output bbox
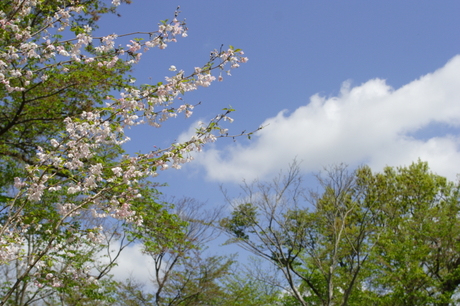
[360,161,460,305]
[221,161,460,306]
[115,198,281,306]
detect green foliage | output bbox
[163,253,235,305]
[361,161,460,306]
[114,254,282,306]
[218,261,281,306]
[222,161,460,306]
[0,0,135,178]
[0,54,131,169]
[220,203,258,240]
[0,1,181,304]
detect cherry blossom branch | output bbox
[0,1,256,301]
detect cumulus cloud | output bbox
[105,242,154,284]
[195,55,460,182]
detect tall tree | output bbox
[361,161,460,305]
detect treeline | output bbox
[221,160,460,306]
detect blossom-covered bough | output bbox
[0,0,256,303]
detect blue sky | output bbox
[97,0,460,281]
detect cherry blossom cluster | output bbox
[107,46,248,130]
[0,0,252,299]
[0,229,24,263]
[12,104,243,233]
[0,1,189,93]
[19,111,146,224]
[25,225,108,290]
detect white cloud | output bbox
[195,55,460,182]
[177,119,202,144]
[105,242,154,284]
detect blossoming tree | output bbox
[0,0,252,304]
